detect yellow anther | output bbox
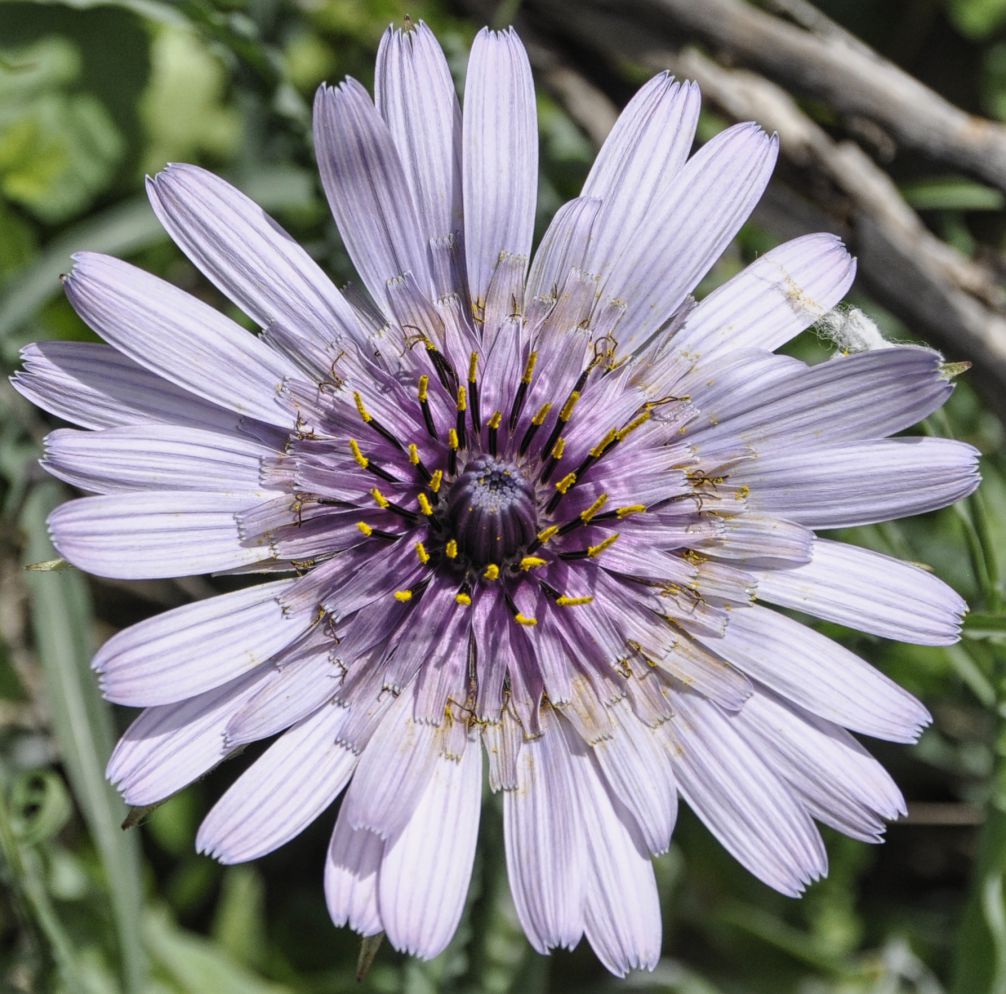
[617,411,651,440]
[522,351,539,384]
[370,487,389,508]
[455,592,472,607]
[487,410,503,430]
[520,556,547,571]
[353,391,372,422]
[417,493,434,516]
[448,428,459,450]
[349,438,368,469]
[531,402,552,426]
[394,590,413,603]
[415,541,430,565]
[468,352,479,383]
[408,443,421,465]
[537,525,559,544]
[483,563,500,581]
[550,437,566,460]
[555,472,577,494]
[456,385,467,412]
[616,504,646,519]
[445,539,459,559]
[418,375,429,403]
[580,494,608,523]
[514,613,538,627]
[588,533,620,557]
[559,391,581,422]
[590,428,619,459]
[356,521,374,537]
[556,595,594,607]
[429,469,443,493]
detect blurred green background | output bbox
[2,1,1006,992]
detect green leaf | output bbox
[900,176,1006,212]
[22,483,147,994]
[948,0,1006,39]
[964,612,1006,639]
[8,770,73,846]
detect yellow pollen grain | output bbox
[590,428,619,458]
[550,437,566,460]
[531,402,552,426]
[580,494,608,523]
[455,592,472,606]
[349,438,368,469]
[418,374,429,403]
[468,352,479,383]
[429,469,443,493]
[736,484,751,500]
[353,391,372,422]
[555,472,577,494]
[514,613,537,627]
[415,541,430,565]
[408,443,420,465]
[394,590,413,602]
[559,391,581,422]
[445,539,459,559]
[483,563,500,581]
[488,410,502,430]
[448,428,459,450]
[456,385,467,411]
[520,556,547,570]
[370,487,389,508]
[417,493,434,516]
[537,525,559,544]
[616,504,646,519]
[588,533,619,557]
[356,521,373,537]
[556,595,594,607]
[522,351,538,384]
[618,411,651,440]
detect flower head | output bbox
[14,21,980,975]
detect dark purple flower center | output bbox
[442,456,538,567]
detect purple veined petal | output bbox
[602,123,778,355]
[589,701,678,856]
[49,491,275,580]
[463,27,537,308]
[755,538,967,645]
[525,197,602,304]
[560,722,662,976]
[339,690,442,839]
[93,579,307,706]
[697,513,814,568]
[688,347,953,452]
[196,703,356,863]
[666,688,828,896]
[63,253,300,428]
[705,605,931,742]
[375,22,464,269]
[11,342,256,433]
[377,743,482,958]
[42,424,275,495]
[738,436,981,529]
[325,810,384,937]
[735,689,906,842]
[106,666,274,806]
[503,718,586,953]
[147,164,365,348]
[313,79,433,310]
[580,73,700,309]
[670,233,857,358]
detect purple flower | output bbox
[13,21,980,975]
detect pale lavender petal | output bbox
[707,605,931,741]
[739,437,981,528]
[147,164,364,346]
[325,811,384,937]
[756,538,967,645]
[197,704,356,863]
[49,492,273,579]
[94,579,304,706]
[525,197,601,304]
[314,79,432,307]
[378,745,482,958]
[463,27,537,306]
[671,233,856,357]
[42,424,273,495]
[64,253,299,427]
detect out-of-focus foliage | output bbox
[1,1,1006,993]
